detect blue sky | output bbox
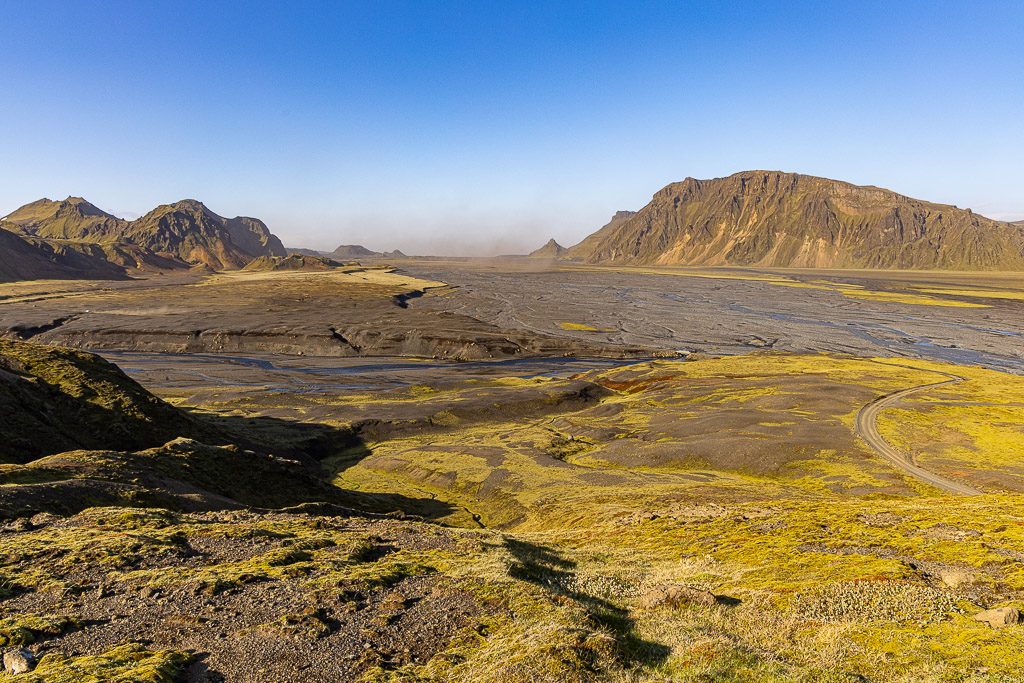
[2,1,1022,254]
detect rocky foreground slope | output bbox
[2,339,1024,681]
[0,340,626,681]
[568,171,1024,269]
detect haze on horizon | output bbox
[2,1,1022,256]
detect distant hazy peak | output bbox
[528,238,567,258]
[330,244,380,258]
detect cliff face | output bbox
[571,172,1024,270]
[223,215,287,260]
[565,211,637,261]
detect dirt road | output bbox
[855,378,983,495]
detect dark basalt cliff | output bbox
[570,172,1024,269]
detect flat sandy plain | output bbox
[3,260,1024,681]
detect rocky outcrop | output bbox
[528,238,568,258]
[639,585,719,610]
[974,606,1020,628]
[570,172,1024,270]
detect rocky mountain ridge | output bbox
[567,172,1024,270]
[2,196,287,275]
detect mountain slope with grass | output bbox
[571,171,1024,269]
[3,343,1024,681]
[3,197,287,272]
[0,339,218,463]
[0,223,132,282]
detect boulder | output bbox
[639,584,718,610]
[3,648,36,674]
[974,606,1020,628]
[939,570,976,588]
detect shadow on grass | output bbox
[504,537,670,669]
[0,408,457,523]
[189,411,456,520]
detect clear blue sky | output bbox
[2,1,1022,254]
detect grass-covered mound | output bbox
[0,437,451,520]
[242,254,341,271]
[0,340,220,463]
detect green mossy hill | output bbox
[3,196,287,271]
[243,253,341,271]
[0,339,217,463]
[568,171,1024,269]
[0,506,661,682]
[3,197,127,241]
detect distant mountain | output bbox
[528,238,568,258]
[124,200,285,269]
[569,172,1024,270]
[4,197,286,271]
[330,244,380,258]
[564,211,637,261]
[286,247,328,257]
